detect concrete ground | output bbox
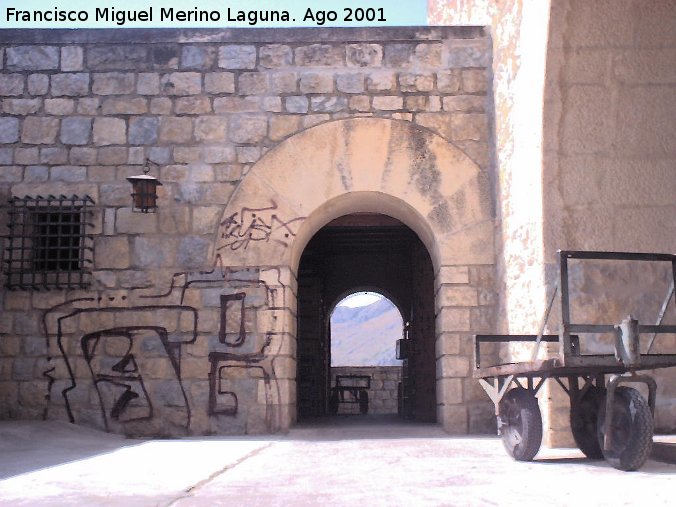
[1,415,675,506]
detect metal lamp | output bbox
[127,161,162,213]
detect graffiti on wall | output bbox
[41,256,288,435]
[218,200,305,251]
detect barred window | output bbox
[3,195,95,290]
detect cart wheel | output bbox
[596,387,653,471]
[329,391,339,415]
[499,388,542,461]
[570,386,605,459]
[359,390,369,414]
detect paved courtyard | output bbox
[1,416,675,506]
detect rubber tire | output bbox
[359,390,369,414]
[499,388,543,461]
[596,386,653,471]
[570,386,605,459]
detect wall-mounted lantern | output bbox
[127,161,162,213]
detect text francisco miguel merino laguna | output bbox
[4,6,352,26]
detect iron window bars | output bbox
[3,195,95,290]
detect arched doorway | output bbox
[296,214,437,422]
[213,118,495,433]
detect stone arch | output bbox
[215,117,493,271]
[214,117,494,432]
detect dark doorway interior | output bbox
[296,213,436,423]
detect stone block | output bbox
[462,70,488,94]
[177,236,210,269]
[435,333,463,357]
[238,72,268,95]
[436,307,471,332]
[6,46,59,70]
[285,96,308,114]
[437,69,461,94]
[235,146,261,163]
[93,73,134,95]
[93,118,126,146]
[128,147,145,164]
[438,378,463,404]
[60,117,92,145]
[77,98,100,115]
[22,117,59,144]
[269,115,302,141]
[193,206,222,235]
[348,95,371,112]
[262,96,282,113]
[181,46,216,69]
[415,112,453,140]
[346,44,383,67]
[295,45,343,66]
[218,45,256,69]
[158,206,190,234]
[259,45,293,68]
[366,71,396,92]
[438,265,470,284]
[136,73,160,95]
[451,114,488,141]
[12,358,35,381]
[0,148,12,164]
[132,237,175,267]
[101,98,148,115]
[87,45,147,70]
[270,72,297,93]
[399,73,434,92]
[97,147,128,165]
[147,146,172,164]
[128,117,159,145]
[414,44,443,67]
[0,166,22,182]
[195,116,228,142]
[336,73,365,93]
[372,96,403,111]
[70,148,97,165]
[437,355,470,378]
[161,73,202,95]
[159,117,193,143]
[213,96,259,113]
[204,72,235,94]
[51,73,89,96]
[39,147,67,164]
[438,404,468,434]
[202,146,236,164]
[437,285,479,307]
[44,98,75,115]
[61,46,83,71]
[95,236,130,269]
[0,74,24,96]
[27,74,48,95]
[2,99,41,115]
[229,115,267,143]
[311,96,347,113]
[384,44,414,67]
[151,46,179,69]
[447,39,490,67]
[50,166,85,182]
[0,117,20,144]
[150,98,172,115]
[443,95,485,113]
[299,72,334,93]
[174,97,212,114]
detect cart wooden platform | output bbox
[474,251,676,471]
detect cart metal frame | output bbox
[474,250,676,470]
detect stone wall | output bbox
[331,366,401,415]
[0,27,497,436]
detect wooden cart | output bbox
[474,251,676,471]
